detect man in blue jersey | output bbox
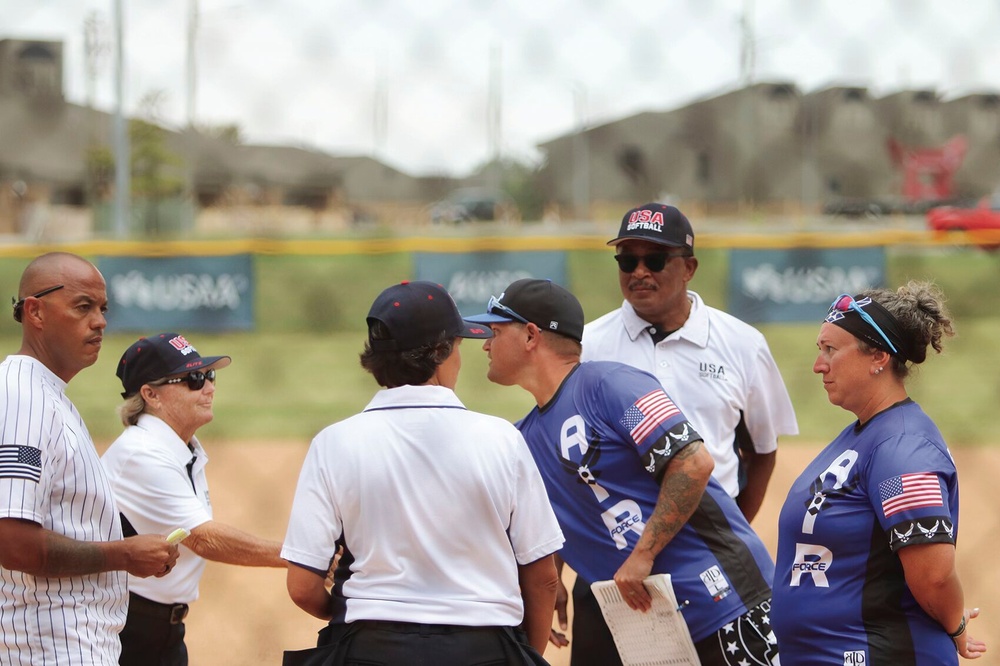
[469,278,779,666]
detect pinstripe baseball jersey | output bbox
[0,355,127,666]
[515,361,775,643]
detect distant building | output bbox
[538,82,1000,218]
[3,35,999,236]
[942,93,1000,197]
[0,39,63,99]
[0,37,453,238]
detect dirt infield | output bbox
[179,441,998,664]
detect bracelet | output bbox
[947,615,966,639]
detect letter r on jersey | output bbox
[790,543,833,587]
[601,499,645,550]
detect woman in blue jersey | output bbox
[771,282,986,664]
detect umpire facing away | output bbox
[282,280,564,666]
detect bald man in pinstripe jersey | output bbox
[0,253,178,665]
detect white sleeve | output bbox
[0,375,59,524]
[281,437,342,571]
[745,337,799,454]
[507,433,564,565]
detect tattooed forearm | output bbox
[0,518,113,577]
[41,532,108,576]
[634,440,713,558]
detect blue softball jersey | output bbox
[516,361,775,642]
[771,399,960,665]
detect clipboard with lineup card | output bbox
[590,574,701,666]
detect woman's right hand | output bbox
[955,608,987,660]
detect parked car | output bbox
[428,187,519,224]
[822,198,887,219]
[927,194,1000,249]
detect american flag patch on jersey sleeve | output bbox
[878,472,943,518]
[0,445,43,482]
[619,389,681,446]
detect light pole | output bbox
[187,0,199,130]
[185,1,242,222]
[112,0,130,237]
[184,0,199,225]
[572,82,590,221]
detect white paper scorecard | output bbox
[590,574,701,666]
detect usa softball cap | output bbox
[609,203,694,249]
[466,278,584,342]
[367,280,492,352]
[117,332,232,398]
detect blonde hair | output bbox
[116,378,168,426]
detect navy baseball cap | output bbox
[117,332,232,397]
[466,278,584,342]
[609,203,694,249]
[367,280,492,351]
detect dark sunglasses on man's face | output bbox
[163,369,217,391]
[614,252,690,273]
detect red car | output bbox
[927,195,1000,249]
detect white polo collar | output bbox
[134,413,207,467]
[620,290,711,349]
[364,384,467,412]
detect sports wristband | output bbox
[947,615,966,638]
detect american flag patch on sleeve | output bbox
[0,445,43,483]
[879,472,943,518]
[619,390,681,446]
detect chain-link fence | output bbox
[2,1,999,233]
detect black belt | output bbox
[355,620,503,635]
[127,592,189,625]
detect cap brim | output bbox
[465,312,517,325]
[459,320,493,339]
[607,235,688,247]
[166,355,232,375]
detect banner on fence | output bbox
[99,255,254,331]
[414,251,568,316]
[727,247,886,323]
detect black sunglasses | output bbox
[163,369,217,391]
[11,284,65,323]
[614,252,690,273]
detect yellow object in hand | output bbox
[166,528,190,545]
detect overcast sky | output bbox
[4,0,999,175]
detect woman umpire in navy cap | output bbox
[102,333,286,666]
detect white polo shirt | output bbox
[0,355,127,666]
[102,414,212,605]
[282,384,564,627]
[582,292,798,498]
